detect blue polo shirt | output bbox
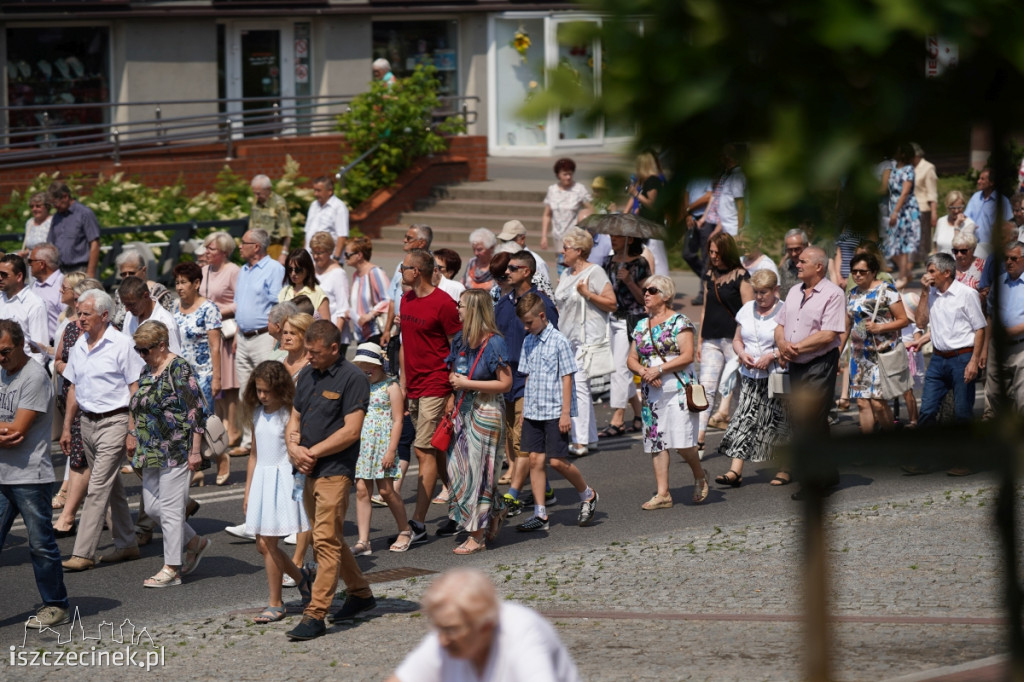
[965,190,1013,245]
[235,255,285,331]
[47,201,101,266]
[988,271,1024,341]
[495,287,558,401]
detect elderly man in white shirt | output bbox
[303,176,349,261]
[0,255,50,366]
[119,276,183,354]
[28,244,65,342]
[61,289,147,572]
[905,252,987,476]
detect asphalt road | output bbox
[0,401,995,647]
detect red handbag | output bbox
[429,336,491,452]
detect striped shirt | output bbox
[520,322,578,421]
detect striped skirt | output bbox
[447,393,505,533]
[718,375,790,463]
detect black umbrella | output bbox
[578,212,666,239]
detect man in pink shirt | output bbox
[775,246,846,499]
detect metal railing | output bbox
[0,94,479,170]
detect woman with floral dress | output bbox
[885,143,922,289]
[172,262,227,485]
[129,320,212,588]
[444,289,512,555]
[844,253,909,434]
[627,275,708,510]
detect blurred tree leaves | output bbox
[527,0,1024,239]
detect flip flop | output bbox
[253,605,287,624]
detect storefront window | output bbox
[6,26,110,144]
[494,17,547,148]
[372,21,458,96]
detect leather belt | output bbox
[241,326,269,338]
[81,406,129,420]
[934,346,973,359]
[1010,337,1024,347]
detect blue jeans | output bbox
[918,352,977,425]
[0,482,69,608]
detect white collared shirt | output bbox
[927,279,987,351]
[123,300,183,355]
[30,269,65,342]
[63,325,147,412]
[303,195,350,251]
[436,275,465,303]
[0,286,50,365]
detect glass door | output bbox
[553,19,600,145]
[225,22,298,137]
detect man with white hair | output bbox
[27,243,64,341]
[388,568,580,682]
[497,219,550,281]
[249,175,292,264]
[372,58,395,87]
[303,175,348,260]
[60,289,147,572]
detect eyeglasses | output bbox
[0,272,10,280]
[947,205,965,211]
[506,264,526,272]
[849,268,870,275]
[134,344,157,356]
[952,248,971,255]
[27,258,43,264]
[643,287,661,295]
[119,270,138,278]
[240,240,259,246]
[561,245,580,252]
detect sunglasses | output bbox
[399,264,419,272]
[644,287,661,295]
[1006,255,1021,263]
[849,268,870,275]
[952,248,971,255]
[0,348,13,357]
[134,344,157,356]
[288,266,304,273]
[506,264,526,272]
[343,252,355,258]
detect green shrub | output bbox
[335,64,465,208]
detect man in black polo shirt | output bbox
[284,320,374,641]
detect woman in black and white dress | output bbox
[716,269,791,487]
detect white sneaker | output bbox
[284,533,297,545]
[224,524,255,540]
[282,573,297,588]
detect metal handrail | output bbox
[0,94,479,169]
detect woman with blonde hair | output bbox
[627,150,669,276]
[309,231,352,355]
[443,289,512,554]
[627,275,707,508]
[553,227,617,456]
[932,190,976,255]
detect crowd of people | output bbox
[1,151,1022,657]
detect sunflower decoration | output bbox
[511,27,531,63]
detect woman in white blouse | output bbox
[715,269,791,487]
[932,190,976,255]
[309,232,352,355]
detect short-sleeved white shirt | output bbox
[544,183,592,242]
[553,264,610,346]
[717,167,747,236]
[926,279,986,352]
[63,325,147,413]
[317,265,351,325]
[0,286,50,365]
[0,359,54,485]
[395,602,580,682]
[735,300,782,379]
[303,195,350,250]
[124,301,183,355]
[437,275,466,303]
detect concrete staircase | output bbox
[372,180,553,259]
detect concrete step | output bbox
[394,211,544,232]
[413,197,541,217]
[445,185,547,203]
[373,224,561,258]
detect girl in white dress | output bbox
[242,361,311,624]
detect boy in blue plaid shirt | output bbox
[514,294,599,531]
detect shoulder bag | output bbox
[430,335,491,453]
[578,266,615,378]
[869,285,912,400]
[647,317,708,412]
[204,276,236,339]
[201,414,229,466]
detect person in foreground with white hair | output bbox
[387,568,580,682]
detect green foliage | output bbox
[534,0,1024,242]
[0,156,315,247]
[335,64,466,207]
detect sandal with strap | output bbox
[770,472,792,486]
[626,416,643,433]
[390,530,413,553]
[253,605,287,624]
[352,540,372,556]
[693,469,710,504]
[453,537,486,555]
[715,471,742,488]
[143,567,181,588]
[51,488,68,510]
[598,423,626,439]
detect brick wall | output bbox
[0,134,487,201]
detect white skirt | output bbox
[641,382,699,452]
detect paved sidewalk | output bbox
[13,481,1011,680]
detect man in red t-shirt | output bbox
[399,248,462,545]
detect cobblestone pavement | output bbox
[11,481,1013,680]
